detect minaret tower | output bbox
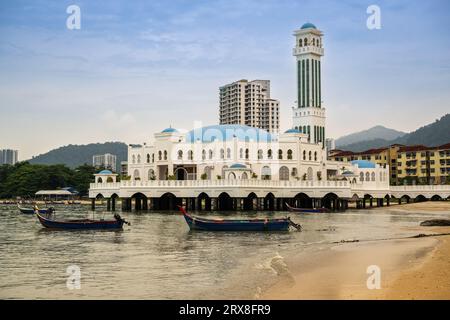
[292,22,326,148]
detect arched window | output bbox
[312,38,315,46]
[278,149,283,160]
[227,148,231,159]
[287,149,293,160]
[137,155,141,164]
[188,150,193,160]
[241,172,248,180]
[220,149,225,159]
[303,150,306,160]
[133,169,140,181]
[209,149,213,159]
[261,166,271,180]
[177,150,183,160]
[148,169,155,181]
[97,177,103,183]
[163,150,167,160]
[304,38,308,46]
[228,172,236,179]
[308,151,312,161]
[360,172,364,182]
[365,172,370,181]
[279,166,289,180]
[292,167,298,177]
[371,172,376,181]
[245,148,249,160]
[158,151,162,161]
[314,151,317,161]
[202,150,206,160]
[257,149,263,160]
[132,155,136,164]
[239,148,243,159]
[204,166,212,180]
[152,153,154,163]
[146,154,150,163]
[267,149,273,159]
[299,39,303,47]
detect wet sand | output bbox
[263,201,450,300]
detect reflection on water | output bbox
[0,204,447,299]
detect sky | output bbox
[0,0,449,160]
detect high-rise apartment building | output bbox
[0,149,19,165]
[219,79,280,133]
[93,153,117,172]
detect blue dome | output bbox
[185,125,274,143]
[285,128,301,134]
[351,160,376,169]
[230,163,246,169]
[301,22,317,29]
[161,127,178,133]
[98,170,113,174]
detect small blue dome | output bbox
[230,163,247,169]
[351,160,376,169]
[301,22,317,29]
[285,128,301,134]
[185,125,273,143]
[161,127,178,133]
[98,170,113,174]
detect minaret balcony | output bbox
[292,46,324,56]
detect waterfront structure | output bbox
[0,149,18,165]
[219,79,280,133]
[88,22,450,211]
[93,153,117,172]
[330,143,450,185]
[291,23,326,148]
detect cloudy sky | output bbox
[1,0,449,160]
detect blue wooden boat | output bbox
[18,205,51,215]
[35,211,129,230]
[178,206,301,231]
[285,203,329,213]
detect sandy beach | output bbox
[262,201,450,300]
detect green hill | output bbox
[338,114,450,152]
[28,142,128,170]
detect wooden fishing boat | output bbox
[285,203,329,213]
[35,211,129,230]
[178,206,301,231]
[18,205,51,215]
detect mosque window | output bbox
[202,150,206,160]
[245,148,249,160]
[268,149,273,159]
[158,151,162,161]
[314,151,317,161]
[258,149,263,160]
[220,149,225,159]
[304,38,308,46]
[209,150,213,159]
[308,151,312,161]
[188,150,193,160]
[278,149,283,160]
[227,148,231,159]
[132,155,136,164]
[152,153,154,163]
[147,154,150,163]
[164,150,167,160]
[303,150,306,160]
[360,172,364,182]
[287,149,293,160]
[178,150,183,160]
[137,155,141,164]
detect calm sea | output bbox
[0,204,445,299]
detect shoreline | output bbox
[261,200,450,300]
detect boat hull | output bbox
[19,207,49,214]
[36,212,123,230]
[285,203,329,213]
[183,213,290,231]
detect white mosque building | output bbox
[89,23,395,211]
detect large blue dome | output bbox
[351,160,376,169]
[185,125,274,143]
[301,22,317,29]
[285,128,301,134]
